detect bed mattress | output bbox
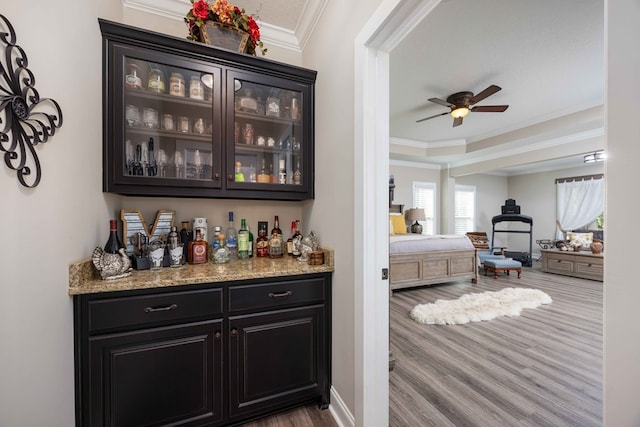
[389,234,474,254]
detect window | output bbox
[455,185,475,235]
[412,182,436,235]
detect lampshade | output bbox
[451,107,470,119]
[406,208,426,222]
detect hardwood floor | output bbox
[239,266,602,426]
[389,265,602,426]
[239,403,337,427]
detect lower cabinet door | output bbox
[88,319,223,427]
[228,305,325,418]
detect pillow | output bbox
[466,232,490,249]
[389,214,407,235]
[566,232,593,248]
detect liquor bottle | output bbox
[213,234,230,264]
[292,220,302,257]
[104,219,125,253]
[248,225,254,257]
[235,161,245,182]
[287,220,297,256]
[188,232,208,264]
[179,221,193,261]
[238,218,250,259]
[226,211,238,259]
[293,160,302,185]
[278,159,286,184]
[271,216,282,241]
[256,221,269,257]
[269,231,283,258]
[211,226,222,250]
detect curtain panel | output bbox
[556,177,605,239]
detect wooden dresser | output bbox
[540,249,603,281]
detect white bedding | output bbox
[389,234,474,254]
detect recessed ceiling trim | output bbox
[390,137,466,148]
[450,128,604,168]
[296,0,329,50]
[390,159,441,169]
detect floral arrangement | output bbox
[185,0,267,56]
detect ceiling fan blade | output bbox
[470,85,501,104]
[428,97,455,108]
[416,111,449,123]
[471,105,509,112]
[452,117,463,127]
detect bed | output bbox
[388,179,477,291]
[389,234,478,291]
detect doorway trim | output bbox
[354,0,442,425]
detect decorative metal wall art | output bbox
[0,14,63,188]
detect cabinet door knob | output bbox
[214,331,222,340]
[228,174,234,181]
[214,173,221,180]
[230,328,238,337]
[144,303,178,313]
[268,290,293,298]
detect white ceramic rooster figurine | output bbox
[92,247,133,280]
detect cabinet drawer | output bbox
[576,261,603,277]
[229,278,325,312]
[88,287,223,333]
[547,259,574,273]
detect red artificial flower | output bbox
[192,0,210,20]
[247,16,260,42]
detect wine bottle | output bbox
[104,219,125,254]
[287,220,297,256]
[238,218,249,259]
[292,220,302,257]
[179,221,192,261]
[226,211,238,259]
[248,225,254,257]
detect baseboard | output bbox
[329,386,355,427]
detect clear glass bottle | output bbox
[269,231,283,258]
[167,226,183,267]
[147,68,166,93]
[293,160,302,185]
[226,211,238,259]
[235,161,245,182]
[213,234,230,264]
[278,159,286,184]
[238,218,249,259]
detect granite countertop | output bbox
[69,250,334,296]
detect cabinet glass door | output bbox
[227,72,309,194]
[112,46,222,189]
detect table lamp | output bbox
[406,208,426,234]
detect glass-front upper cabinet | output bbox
[226,71,313,197]
[101,19,316,200]
[106,45,222,194]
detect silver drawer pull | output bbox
[144,303,178,313]
[268,290,293,298]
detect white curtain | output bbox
[556,177,604,239]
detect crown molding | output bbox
[121,0,327,53]
[389,159,441,169]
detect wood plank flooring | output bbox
[239,265,602,426]
[389,266,602,427]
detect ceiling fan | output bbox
[416,84,509,127]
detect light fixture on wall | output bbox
[406,208,426,234]
[584,150,605,163]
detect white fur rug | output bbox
[410,287,552,325]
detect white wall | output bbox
[0,2,303,426]
[604,0,640,424]
[390,162,440,207]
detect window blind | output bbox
[412,182,436,235]
[454,185,476,235]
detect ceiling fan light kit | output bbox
[417,84,509,127]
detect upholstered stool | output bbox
[483,258,522,279]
